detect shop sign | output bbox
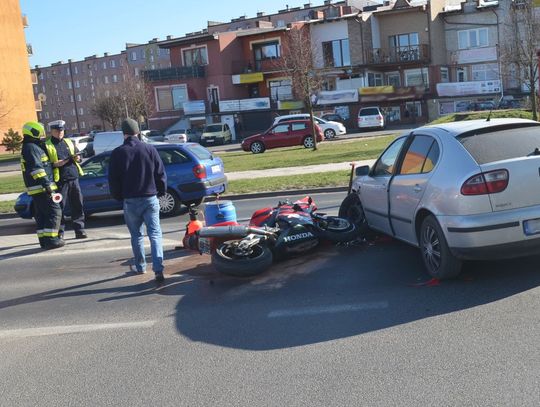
[278,100,304,110]
[183,100,206,115]
[231,72,264,85]
[436,80,501,97]
[453,46,497,64]
[315,89,358,105]
[219,97,270,112]
[359,86,394,95]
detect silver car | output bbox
[339,118,540,279]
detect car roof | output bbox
[418,118,540,137]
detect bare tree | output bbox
[501,1,539,120]
[275,24,325,150]
[91,89,124,130]
[118,66,154,128]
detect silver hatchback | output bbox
[340,118,540,279]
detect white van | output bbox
[92,131,124,156]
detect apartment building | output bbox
[0,0,37,151]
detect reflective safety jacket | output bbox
[20,138,57,195]
[45,137,84,182]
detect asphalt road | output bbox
[1,191,540,406]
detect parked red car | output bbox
[241,120,324,154]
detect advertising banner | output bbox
[219,97,270,112]
[436,80,501,97]
[183,100,206,115]
[315,89,358,105]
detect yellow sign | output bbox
[359,86,395,95]
[239,72,264,84]
[278,100,304,110]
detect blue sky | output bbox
[21,0,315,67]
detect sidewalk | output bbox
[0,159,376,202]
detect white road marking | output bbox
[268,301,388,318]
[0,321,157,339]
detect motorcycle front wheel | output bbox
[212,240,273,277]
[315,216,358,242]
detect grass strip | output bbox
[225,170,350,195]
[219,135,395,172]
[0,154,20,164]
[0,200,16,214]
[0,174,24,194]
[430,109,533,124]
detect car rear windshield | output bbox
[186,144,213,161]
[204,125,222,132]
[360,108,379,116]
[457,124,540,164]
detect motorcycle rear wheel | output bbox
[315,216,358,242]
[212,241,273,277]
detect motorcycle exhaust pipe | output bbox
[198,226,274,238]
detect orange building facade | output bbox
[0,0,37,152]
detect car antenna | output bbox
[486,95,504,122]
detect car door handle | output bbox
[413,185,422,192]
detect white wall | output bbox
[371,16,381,49]
[311,21,349,68]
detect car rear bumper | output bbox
[437,206,540,260]
[177,176,227,196]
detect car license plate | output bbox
[211,165,221,174]
[523,218,540,236]
[198,237,211,254]
[206,139,214,143]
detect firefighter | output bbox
[45,120,87,239]
[20,121,64,249]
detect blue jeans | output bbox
[123,196,163,274]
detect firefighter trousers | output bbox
[33,193,62,245]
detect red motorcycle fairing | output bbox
[249,196,317,227]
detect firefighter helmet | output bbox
[22,121,46,139]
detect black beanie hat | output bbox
[121,118,139,135]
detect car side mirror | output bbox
[355,165,370,176]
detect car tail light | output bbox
[461,169,509,195]
[193,164,206,179]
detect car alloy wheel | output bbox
[324,129,336,139]
[421,224,441,272]
[303,136,314,148]
[158,190,180,216]
[251,141,264,154]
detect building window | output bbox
[112,74,118,83]
[368,72,383,87]
[77,94,82,102]
[322,39,350,68]
[458,28,488,49]
[72,108,76,116]
[83,79,87,87]
[269,79,293,101]
[389,32,419,60]
[386,72,401,87]
[78,107,84,115]
[67,81,72,89]
[404,68,429,88]
[39,72,44,80]
[81,121,86,129]
[69,95,74,102]
[66,67,70,75]
[183,46,208,66]
[110,59,116,68]
[45,112,49,119]
[89,70,93,77]
[405,101,422,118]
[471,63,499,81]
[150,54,155,62]
[104,76,109,84]
[134,67,140,76]
[131,51,137,61]
[74,66,79,74]
[75,80,80,88]
[440,67,449,83]
[155,84,188,111]
[253,41,279,64]
[457,67,467,82]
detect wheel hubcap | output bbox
[159,193,174,213]
[252,143,261,153]
[422,225,441,270]
[305,137,314,148]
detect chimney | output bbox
[104,52,109,56]
[324,0,331,4]
[256,11,265,17]
[166,35,172,40]
[304,3,311,8]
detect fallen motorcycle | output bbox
[184,196,359,277]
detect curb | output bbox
[0,186,350,220]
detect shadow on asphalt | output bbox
[168,240,540,351]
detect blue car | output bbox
[14,143,227,218]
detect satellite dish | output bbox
[38,93,47,102]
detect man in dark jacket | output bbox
[20,121,64,249]
[108,118,167,283]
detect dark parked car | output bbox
[14,143,227,218]
[241,120,323,154]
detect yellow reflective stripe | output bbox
[42,231,58,237]
[27,183,57,194]
[41,154,49,162]
[32,172,47,180]
[31,169,44,176]
[45,141,60,181]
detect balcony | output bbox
[22,14,29,28]
[35,100,42,111]
[366,44,429,66]
[27,44,33,56]
[231,59,282,75]
[142,65,205,82]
